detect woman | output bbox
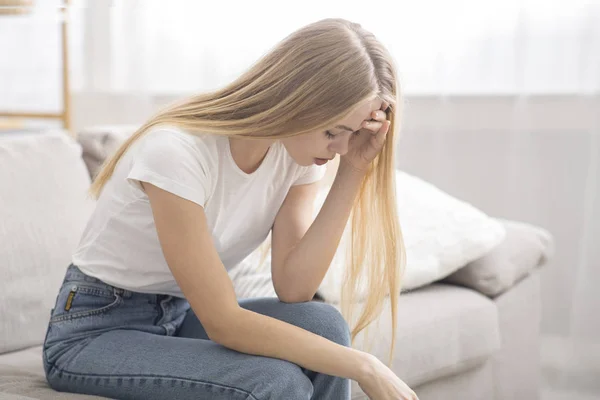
[43,18,417,400]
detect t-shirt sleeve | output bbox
[127,128,212,207]
[292,164,327,186]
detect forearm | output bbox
[214,307,371,381]
[279,161,366,300]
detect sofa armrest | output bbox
[442,219,554,297]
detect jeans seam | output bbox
[46,363,260,400]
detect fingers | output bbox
[362,116,390,135]
[411,390,419,400]
[371,110,386,121]
[363,103,391,133]
[362,119,382,132]
[370,120,390,149]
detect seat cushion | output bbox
[0,131,96,354]
[0,347,106,399]
[345,283,501,389]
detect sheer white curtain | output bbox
[80,0,599,96]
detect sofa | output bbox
[0,129,553,399]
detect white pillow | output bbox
[229,170,506,303]
[0,131,96,353]
[397,171,506,290]
[317,171,506,303]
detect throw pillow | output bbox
[442,218,554,297]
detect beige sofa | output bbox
[0,129,553,399]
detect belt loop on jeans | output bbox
[113,287,131,298]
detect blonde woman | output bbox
[43,18,417,400]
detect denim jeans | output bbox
[43,264,351,399]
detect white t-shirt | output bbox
[72,126,326,297]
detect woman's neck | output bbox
[228,136,275,174]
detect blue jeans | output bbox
[43,264,351,399]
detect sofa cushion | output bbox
[0,346,105,399]
[346,283,501,389]
[442,219,554,297]
[0,131,95,354]
[0,346,45,377]
[0,346,104,400]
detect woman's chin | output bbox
[293,156,315,167]
[289,153,323,167]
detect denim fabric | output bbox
[43,264,351,399]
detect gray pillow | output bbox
[442,219,554,297]
[77,125,138,178]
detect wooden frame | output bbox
[0,0,72,135]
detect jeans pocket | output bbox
[49,282,123,323]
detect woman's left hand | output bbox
[340,101,390,172]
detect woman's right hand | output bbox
[357,353,419,400]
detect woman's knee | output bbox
[295,302,351,346]
[240,298,351,346]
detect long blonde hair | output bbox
[89,18,405,365]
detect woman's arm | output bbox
[142,182,372,382]
[271,162,365,302]
[271,103,391,303]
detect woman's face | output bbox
[281,98,383,167]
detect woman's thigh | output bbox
[45,329,313,400]
[44,267,315,399]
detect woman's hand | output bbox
[339,101,390,172]
[357,353,419,400]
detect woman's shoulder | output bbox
[139,125,220,156]
[121,126,224,184]
[143,124,210,144]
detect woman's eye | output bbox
[325,130,360,139]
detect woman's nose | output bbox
[330,136,350,156]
